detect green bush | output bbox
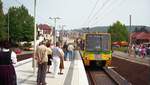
[23,42,31,47]
[113,47,128,52]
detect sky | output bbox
[2,0,150,29]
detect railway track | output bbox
[86,67,131,85]
[112,56,150,85]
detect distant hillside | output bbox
[126,25,150,33]
[74,25,150,33]
[73,26,108,33]
[90,26,108,32]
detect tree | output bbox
[6,5,34,42]
[0,0,7,41]
[107,21,128,42]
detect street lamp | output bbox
[59,25,66,42]
[33,0,37,74]
[7,12,9,41]
[129,14,132,45]
[49,17,61,45]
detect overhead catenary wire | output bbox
[90,0,120,26]
[86,0,112,27]
[82,0,100,27]
[91,0,126,26]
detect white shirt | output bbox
[68,45,74,51]
[52,47,64,58]
[2,48,17,64]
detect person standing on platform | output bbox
[63,42,68,61]
[0,40,17,85]
[52,42,64,77]
[141,45,146,58]
[46,41,52,73]
[36,41,48,85]
[58,42,64,75]
[68,44,74,60]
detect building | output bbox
[37,24,53,41]
[130,32,150,44]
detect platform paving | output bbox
[113,51,150,66]
[15,50,89,85]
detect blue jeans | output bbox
[64,51,68,60]
[68,51,74,60]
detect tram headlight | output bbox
[85,56,89,60]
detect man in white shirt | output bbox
[68,44,74,60]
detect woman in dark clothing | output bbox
[46,41,52,73]
[0,40,17,85]
[63,42,68,61]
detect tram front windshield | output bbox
[85,34,110,52]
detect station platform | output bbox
[113,51,150,66]
[14,50,89,85]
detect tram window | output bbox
[102,35,110,51]
[86,34,102,52]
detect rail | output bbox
[86,67,132,85]
[103,67,132,85]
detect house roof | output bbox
[38,24,53,30]
[131,32,150,40]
